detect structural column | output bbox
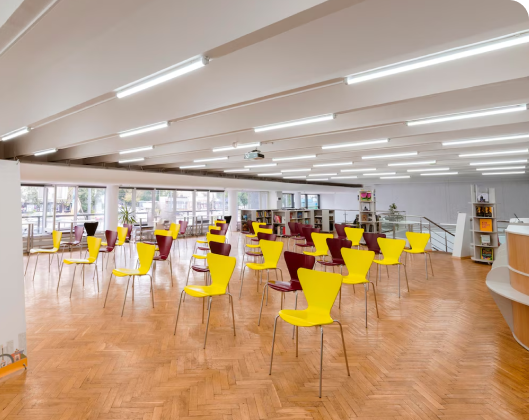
[227,189,238,231]
[295,192,302,208]
[268,191,281,210]
[105,185,119,229]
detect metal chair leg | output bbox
[203,296,213,349]
[258,284,267,326]
[148,274,154,308]
[174,290,185,335]
[292,291,298,339]
[25,253,31,275]
[69,265,77,298]
[239,266,246,298]
[269,315,280,375]
[57,259,65,291]
[121,276,131,317]
[333,320,350,377]
[32,253,40,282]
[428,253,434,276]
[104,273,114,307]
[227,293,236,336]
[95,265,99,293]
[404,264,410,292]
[319,326,324,398]
[295,326,299,356]
[370,282,380,318]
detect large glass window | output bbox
[21,186,44,234]
[209,191,224,218]
[135,189,153,225]
[77,187,106,230]
[195,191,208,219]
[282,193,294,209]
[44,186,55,232]
[176,190,193,221]
[238,191,261,210]
[307,194,320,209]
[301,194,307,208]
[55,186,76,230]
[156,190,174,221]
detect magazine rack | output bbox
[470,185,498,263]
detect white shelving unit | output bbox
[358,189,379,233]
[314,209,335,232]
[470,185,498,264]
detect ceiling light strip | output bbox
[421,172,458,176]
[119,157,145,164]
[313,162,353,167]
[224,169,249,173]
[476,166,526,171]
[442,133,529,146]
[459,148,528,158]
[283,176,307,179]
[34,148,57,156]
[469,159,528,166]
[119,122,168,138]
[257,173,282,177]
[281,169,311,173]
[482,171,526,175]
[407,167,449,172]
[194,157,229,163]
[388,160,436,166]
[362,172,396,176]
[331,176,358,179]
[213,142,260,152]
[245,163,277,168]
[2,126,30,141]
[341,168,376,173]
[273,155,316,162]
[180,164,206,169]
[307,178,329,181]
[322,139,388,150]
[362,152,418,160]
[119,146,154,155]
[254,114,335,133]
[308,173,337,177]
[381,176,410,179]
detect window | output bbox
[56,186,76,230]
[77,187,106,230]
[175,190,193,221]
[195,191,208,219]
[282,193,294,209]
[156,190,174,221]
[21,186,44,234]
[209,191,224,218]
[238,191,261,210]
[135,189,153,225]
[301,194,307,208]
[118,188,134,222]
[307,194,320,209]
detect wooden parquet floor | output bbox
[2,234,529,420]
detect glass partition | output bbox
[307,194,320,209]
[156,190,174,221]
[21,186,44,234]
[282,193,294,209]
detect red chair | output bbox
[363,232,388,277]
[258,251,315,327]
[99,230,118,273]
[188,241,232,288]
[152,234,174,285]
[61,225,85,257]
[249,224,272,244]
[295,227,320,253]
[244,232,277,264]
[123,223,134,256]
[195,229,224,253]
[317,238,352,273]
[178,220,189,246]
[335,223,347,240]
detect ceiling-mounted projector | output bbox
[244,149,264,160]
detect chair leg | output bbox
[104,273,114,307]
[239,266,246,298]
[269,315,280,375]
[319,326,324,398]
[173,290,186,335]
[169,255,174,286]
[386,265,389,279]
[48,253,51,272]
[258,284,267,326]
[57,259,65,291]
[398,263,401,298]
[428,253,434,276]
[404,264,410,292]
[364,284,368,328]
[69,265,77,298]
[25,253,31,276]
[370,282,380,318]
[227,293,236,336]
[333,320,350,377]
[32,253,40,282]
[292,291,298,339]
[295,326,299,357]
[121,276,131,317]
[95,264,99,293]
[148,274,155,308]
[203,296,213,349]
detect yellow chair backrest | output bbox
[406,232,430,253]
[169,223,181,239]
[311,233,334,254]
[252,222,266,234]
[260,228,273,235]
[344,227,364,245]
[117,226,128,244]
[207,232,226,244]
[52,230,63,250]
[154,229,171,237]
[207,253,236,291]
[260,239,283,267]
[298,268,342,314]
[216,220,227,224]
[87,236,102,263]
[137,242,155,274]
[377,237,406,263]
[341,248,374,281]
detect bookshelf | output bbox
[470,185,498,264]
[314,210,335,232]
[358,189,379,233]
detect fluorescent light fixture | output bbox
[362,152,418,160]
[281,168,311,173]
[34,148,57,156]
[381,176,410,179]
[407,104,527,127]
[459,149,528,158]
[421,172,458,176]
[273,155,316,162]
[388,160,436,166]
[476,166,525,171]
[254,114,335,133]
[346,30,529,85]
[407,167,449,172]
[116,56,208,98]
[442,133,529,146]
[308,173,337,177]
[119,157,145,164]
[213,142,260,152]
[119,146,154,155]
[307,178,329,181]
[470,159,527,166]
[2,126,29,141]
[119,122,168,138]
[283,176,307,179]
[341,168,376,173]
[244,163,277,168]
[180,164,206,169]
[194,157,229,163]
[224,169,249,173]
[482,171,526,175]
[362,172,396,176]
[257,173,282,177]
[313,162,353,167]
[330,176,358,179]
[322,139,388,150]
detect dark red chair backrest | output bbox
[104,230,118,250]
[335,223,347,240]
[178,220,188,234]
[218,224,229,235]
[326,238,352,264]
[123,223,133,240]
[246,221,254,235]
[257,232,277,242]
[262,224,273,230]
[209,229,223,236]
[284,251,316,288]
[155,234,173,260]
[224,216,232,225]
[363,232,386,253]
[210,241,231,256]
[301,227,320,246]
[287,222,298,236]
[73,225,85,241]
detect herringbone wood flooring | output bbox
[2,234,529,419]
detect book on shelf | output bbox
[480,235,491,245]
[359,191,373,202]
[273,214,282,223]
[481,247,494,261]
[476,188,489,203]
[479,219,493,232]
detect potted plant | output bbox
[119,205,137,226]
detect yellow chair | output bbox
[404,232,433,279]
[58,236,102,298]
[103,226,128,261]
[104,242,156,316]
[269,268,350,398]
[344,227,364,249]
[303,233,333,263]
[239,239,283,298]
[374,238,409,298]
[169,223,181,253]
[174,253,236,348]
[245,228,273,251]
[341,248,379,328]
[245,222,266,245]
[25,230,63,281]
[185,233,226,290]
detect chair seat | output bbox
[192,265,209,273]
[251,238,259,242]
[279,309,333,327]
[64,258,95,265]
[246,262,277,271]
[246,234,257,239]
[62,241,81,246]
[373,259,401,266]
[337,235,347,240]
[342,274,368,285]
[99,247,114,253]
[245,251,263,257]
[240,231,250,235]
[296,244,313,248]
[303,251,327,257]
[192,254,206,260]
[268,281,302,292]
[184,284,227,297]
[317,260,341,267]
[142,241,156,246]
[112,268,143,277]
[196,239,207,244]
[246,244,260,249]
[30,248,58,254]
[153,255,168,261]
[197,246,209,251]
[404,249,426,254]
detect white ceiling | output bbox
[1,0,529,187]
